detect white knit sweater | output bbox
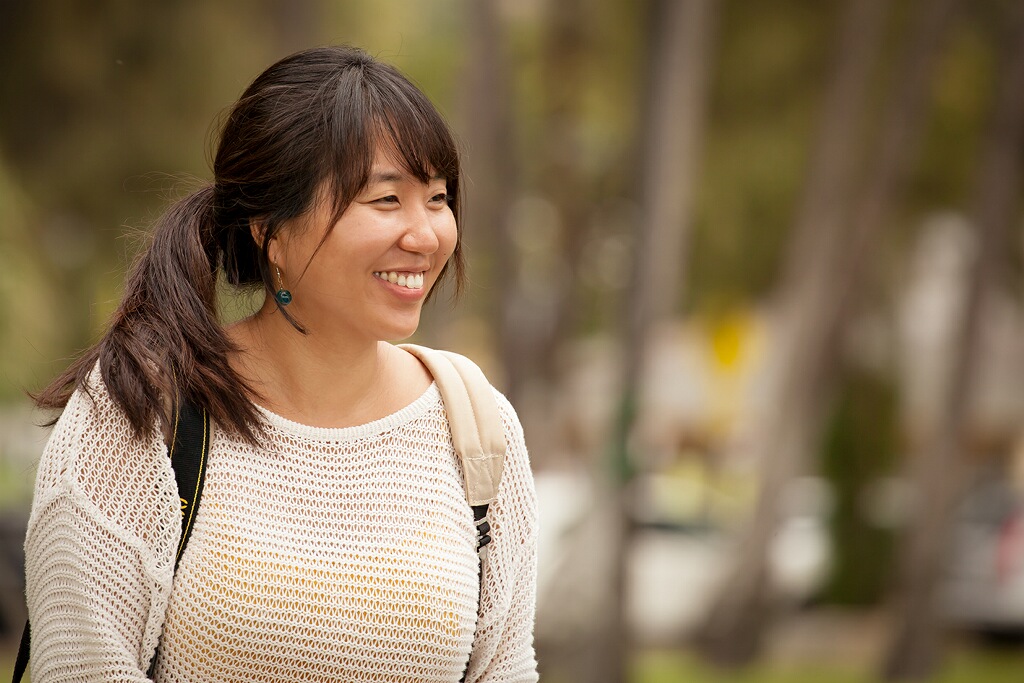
[24,369,538,682]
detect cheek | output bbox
[437,214,458,260]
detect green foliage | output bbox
[911,11,998,213]
[689,0,836,313]
[0,0,1016,398]
[0,0,1012,380]
[631,647,1024,683]
[0,164,61,400]
[820,368,900,606]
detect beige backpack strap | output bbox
[399,344,506,506]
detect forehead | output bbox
[366,127,448,182]
[368,146,445,183]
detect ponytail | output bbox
[35,185,263,444]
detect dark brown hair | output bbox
[35,46,464,443]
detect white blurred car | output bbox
[942,473,1024,637]
[534,471,832,645]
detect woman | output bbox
[23,46,538,682]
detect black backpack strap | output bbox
[11,621,29,683]
[472,505,492,552]
[459,506,491,683]
[13,401,210,683]
[168,398,211,570]
[147,398,209,676]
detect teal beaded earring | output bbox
[274,265,292,306]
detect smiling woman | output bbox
[19,46,538,683]
[248,152,458,363]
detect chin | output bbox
[380,318,422,342]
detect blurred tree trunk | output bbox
[531,0,590,382]
[489,0,525,402]
[693,0,887,661]
[881,5,1024,679]
[694,0,960,666]
[595,1,718,681]
[431,0,515,361]
[492,0,591,406]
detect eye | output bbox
[430,192,452,204]
[373,195,400,205]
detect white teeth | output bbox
[374,271,425,290]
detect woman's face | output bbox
[270,148,457,343]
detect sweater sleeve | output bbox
[466,390,539,683]
[24,371,180,682]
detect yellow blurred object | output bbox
[704,309,765,439]
[709,310,751,373]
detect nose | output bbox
[399,206,441,254]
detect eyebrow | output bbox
[368,170,446,184]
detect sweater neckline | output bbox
[252,383,440,442]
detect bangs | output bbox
[372,100,460,185]
[365,63,459,184]
[321,63,460,220]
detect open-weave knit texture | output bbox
[24,368,538,683]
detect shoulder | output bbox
[490,386,526,451]
[36,365,134,482]
[58,364,164,461]
[487,385,537,527]
[398,344,534,491]
[32,364,176,542]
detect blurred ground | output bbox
[550,609,1023,682]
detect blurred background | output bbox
[1,0,1023,681]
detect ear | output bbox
[249,219,282,265]
[249,218,267,247]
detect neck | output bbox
[229,303,397,428]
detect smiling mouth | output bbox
[373,271,425,290]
